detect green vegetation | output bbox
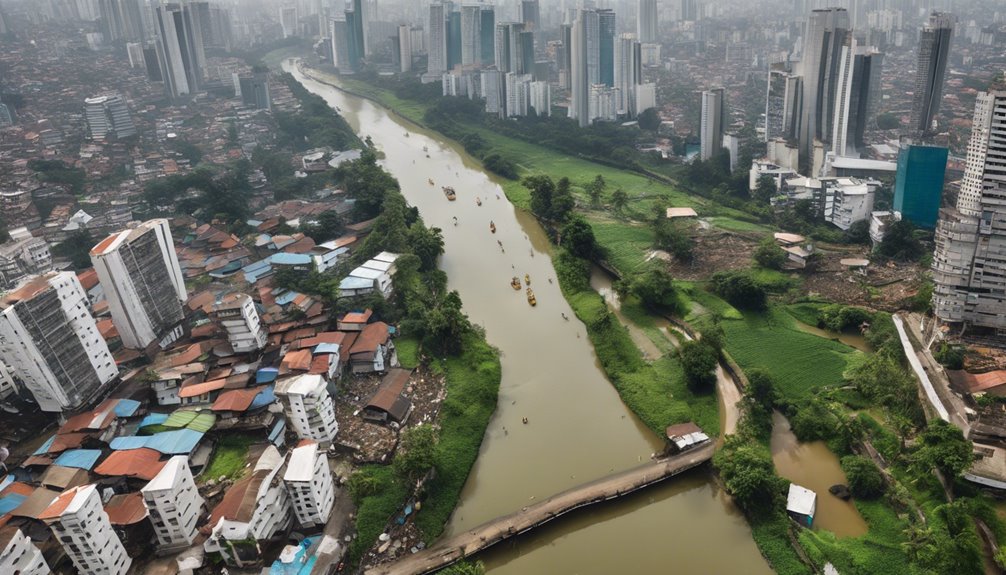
[29,159,86,194]
[553,251,718,435]
[347,466,409,565]
[52,229,95,270]
[841,455,886,499]
[201,434,257,480]
[395,336,421,369]
[276,72,361,152]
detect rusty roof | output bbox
[94,448,166,480]
[280,349,313,373]
[178,378,228,398]
[350,322,390,356]
[212,388,262,412]
[17,488,62,520]
[104,492,148,525]
[39,466,90,491]
[365,368,413,423]
[340,309,373,324]
[58,398,118,434]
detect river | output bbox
[285,61,771,574]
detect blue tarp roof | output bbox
[0,493,26,515]
[339,276,373,290]
[110,429,204,455]
[250,386,276,410]
[256,367,279,384]
[247,219,264,227]
[138,413,170,429]
[313,343,340,355]
[242,259,273,283]
[53,449,103,470]
[270,252,312,266]
[269,536,319,575]
[114,399,141,418]
[268,418,286,442]
[275,291,301,306]
[33,436,55,455]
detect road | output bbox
[895,313,970,434]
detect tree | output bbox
[631,267,680,312]
[843,219,871,244]
[934,342,965,370]
[524,175,556,221]
[393,424,439,484]
[408,225,445,271]
[654,219,694,262]
[877,219,924,262]
[302,210,344,243]
[912,420,973,483]
[679,340,718,391]
[422,291,472,356]
[53,229,95,270]
[550,177,575,222]
[877,113,900,130]
[710,271,767,310]
[587,174,606,208]
[740,368,777,439]
[483,153,518,179]
[713,435,786,518]
[611,188,629,214]
[752,238,787,270]
[637,107,661,131]
[752,175,777,204]
[561,216,599,259]
[840,455,886,499]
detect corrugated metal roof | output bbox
[138,413,170,429]
[0,493,26,515]
[313,343,340,355]
[94,448,166,480]
[110,430,204,455]
[339,276,373,290]
[257,367,279,384]
[104,492,148,526]
[52,449,103,470]
[114,399,141,417]
[163,410,216,433]
[269,252,312,266]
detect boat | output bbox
[527,288,537,306]
[490,221,496,233]
[511,276,522,290]
[443,186,456,201]
[405,132,410,137]
[524,274,530,286]
[476,197,482,206]
[423,145,428,152]
[428,178,434,185]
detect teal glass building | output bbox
[894,145,948,229]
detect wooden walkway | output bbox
[365,442,715,575]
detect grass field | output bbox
[395,335,421,369]
[719,307,862,403]
[200,434,257,481]
[589,220,656,273]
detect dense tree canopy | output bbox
[877,219,924,262]
[912,420,973,483]
[679,340,718,391]
[841,455,886,499]
[714,435,786,518]
[393,424,439,484]
[753,238,787,270]
[710,271,767,310]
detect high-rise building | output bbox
[40,485,131,575]
[398,24,412,73]
[505,72,532,117]
[329,17,354,72]
[0,102,12,128]
[0,272,117,412]
[283,441,336,528]
[700,88,724,161]
[126,41,145,68]
[558,23,572,90]
[569,9,600,127]
[238,71,270,109]
[83,93,136,140]
[520,0,539,31]
[615,33,642,117]
[482,69,502,117]
[637,0,658,44]
[910,12,954,136]
[428,3,447,74]
[348,0,367,61]
[797,8,850,170]
[210,293,267,353]
[0,527,50,574]
[460,5,480,66]
[447,10,462,70]
[142,456,205,552]
[598,10,615,87]
[154,2,207,99]
[275,374,339,444]
[894,144,947,229]
[480,8,495,69]
[932,88,1006,332]
[90,219,187,350]
[98,0,144,42]
[279,3,299,38]
[589,83,619,122]
[831,41,883,157]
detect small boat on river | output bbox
[476,197,482,206]
[443,186,456,201]
[490,221,496,233]
[526,288,537,306]
[428,178,434,185]
[511,276,522,290]
[524,274,530,286]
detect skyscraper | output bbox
[569,9,600,127]
[797,8,850,170]
[447,10,462,70]
[398,24,412,73]
[615,33,642,116]
[460,5,481,66]
[279,2,299,38]
[932,87,1006,332]
[637,0,658,44]
[41,485,131,575]
[99,0,145,42]
[0,272,117,412]
[90,219,187,350]
[154,2,207,99]
[700,88,724,161]
[910,12,954,136]
[894,144,947,229]
[428,3,447,74]
[598,9,616,87]
[480,8,495,68]
[329,16,354,71]
[831,39,883,157]
[520,0,539,31]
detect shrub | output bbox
[710,271,767,310]
[679,340,718,391]
[840,455,886,499]
[934,342,965,370]
[753,238,788,270]
[483,153,518,179]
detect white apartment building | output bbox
[0,273,117,412]
[589,83,619,123]
[505,72,532,118]
[0,527,50,575]
[932,89,1006,332]
[84,93,136,140]
[700,88,724,161]
[398,24,412,73]
[142,456,205,552]
[275,374,338,444]
[40,484,131,575]
[211,293,267,353]
[530,80,551,117]
[823,178,875,230]
[0,236,53,289]
[283,441,336,528]
[205,446,293,566]
[91,219,187,349]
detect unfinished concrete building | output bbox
[0,272,117,412]
[932,89,1006,334]
[91,219,187,349]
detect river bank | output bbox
[285,59,774,574]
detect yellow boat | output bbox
[511,277,522,290]
[527,288,537,306]
[443,186,456,201]
[524,274,530,285]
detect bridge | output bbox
[365,442,715,575]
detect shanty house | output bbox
[786,483,816,527]
[349,322,397,374]
[363,368,413,425]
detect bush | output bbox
[819,304,872,332]
[934,342,965,370]
[840,455,885,499]
[483,153,518,179]
[753,238,788,270]
[679,340,718,391]
[714,435,787,519]
[710,271,767,310]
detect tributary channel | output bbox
[287,60,772,574]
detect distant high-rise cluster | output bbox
[83,93,136,140]
[154,2,207,99]
[329,0,368,73]
[98,0,144,43]
[910,11,955,137]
